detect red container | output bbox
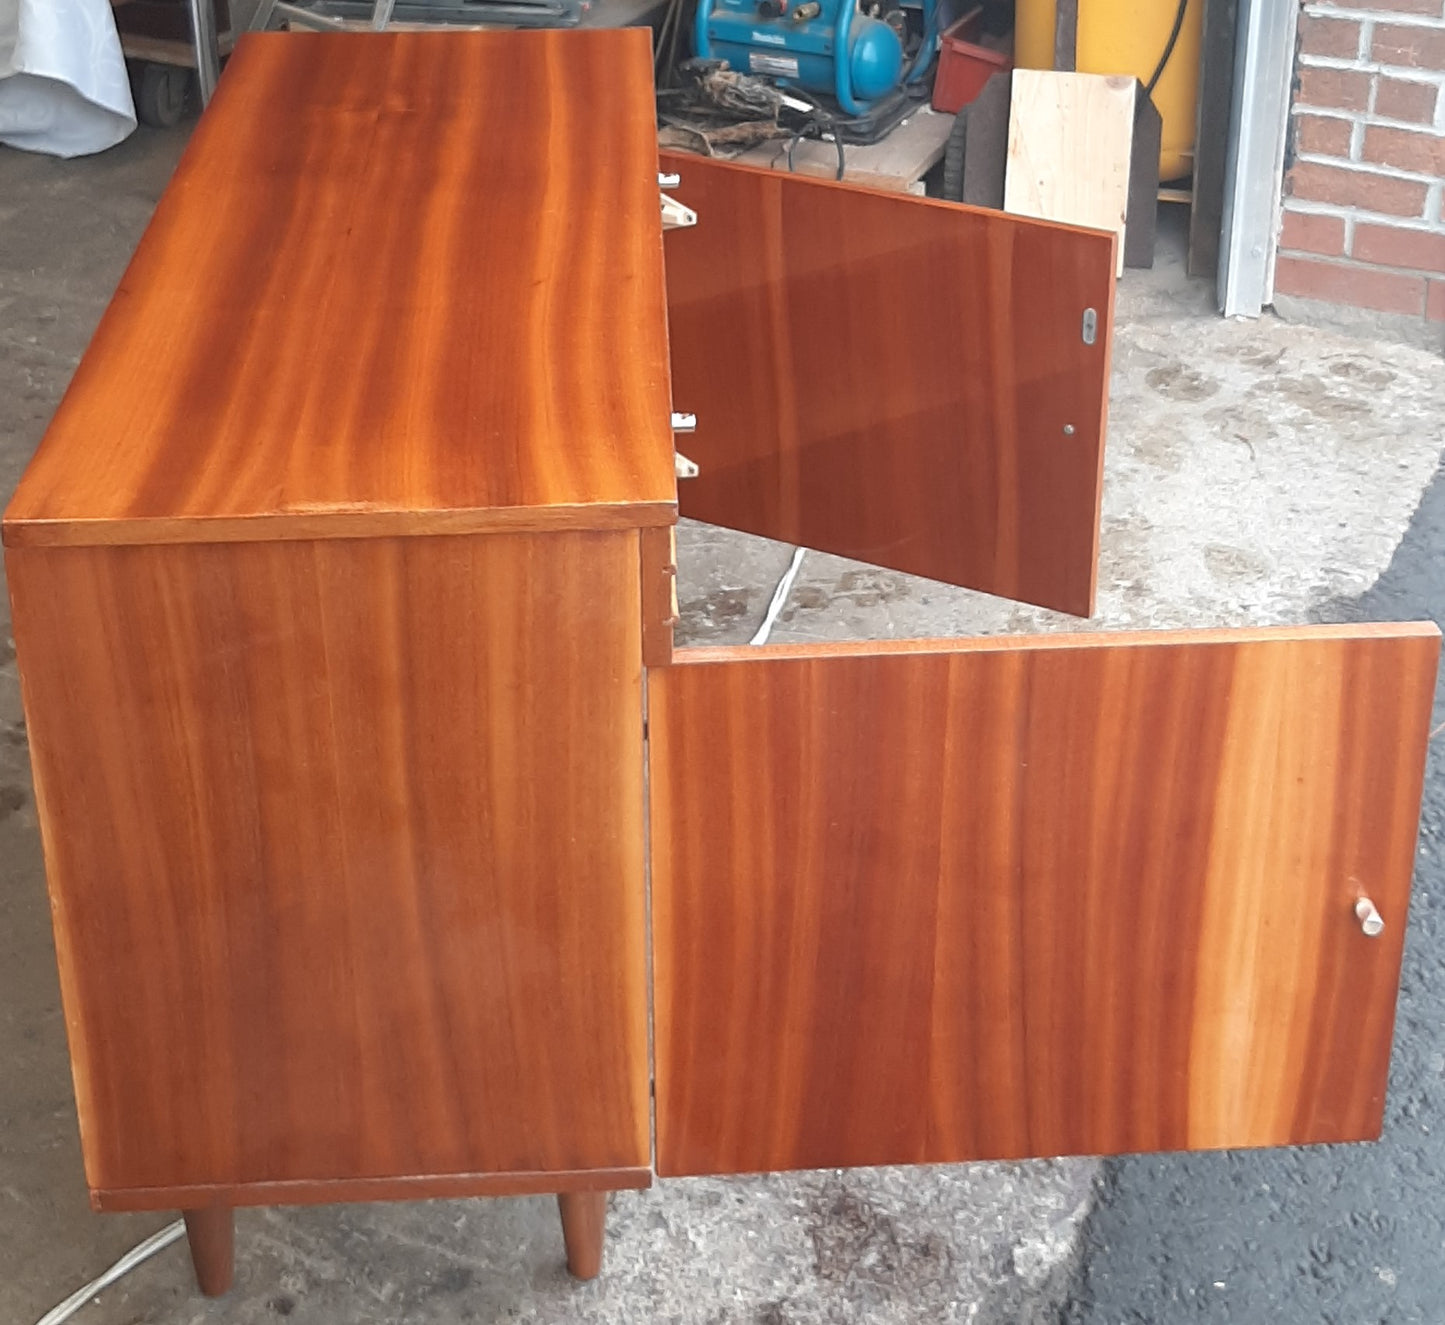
[931,11,1013,114]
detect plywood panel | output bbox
[650,626,1439,1177]
[659,152,1115,617]
[5,31,676,548]
[1005,70,1136,276]
[8,531,650,1196]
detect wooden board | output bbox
[961,70,1012,208]
[4,30,676,548]
[726,107,957,195]
[91,1167,651,1213]
[650,625,1440,1177]
[7,530,650,1196]
[640,524,678,667]
[659,152,1116,617]
[1004,70,1135,278]
[1188,0,1239,280]
[118,31,237,67]
[1052,0,1078,69]
[1125,87,1163,269]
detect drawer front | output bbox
[649,626,1438,1176]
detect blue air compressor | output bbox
[692,0,938,116]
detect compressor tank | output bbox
[696,0,904,106]
[1015,0,1203,181]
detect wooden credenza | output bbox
[5,27,1439,1299]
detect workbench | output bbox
[722,103,955,193]
[5,27,1438,1303]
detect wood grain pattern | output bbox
[640,524,678,667]
[8,530,650,1193]
[659,152,1116,618]
[4,31,676,548]
[91,1168,651,1213]
[182,1208,235,1297]
[1004,71,1136,277]
[650,625,1439,1177]
[557,1190,609,1280]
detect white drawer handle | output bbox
[1355,897,1385,938]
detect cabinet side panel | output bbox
[650,628,1438,1176]
[8,531,648,1192]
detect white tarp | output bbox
[0,0,136,157]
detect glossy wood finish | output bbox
[650,625,1440,1176]
[7,530,650,1195]
[557,1191,609,1280]
[659,151,1115,617]
[4,31,676,548]
[183,1208,235,1297]
[640,524,678,667]
[91,1167,651,1213]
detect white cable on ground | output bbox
[749,547,806,646]
[35,1219,186,1325]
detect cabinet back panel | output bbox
[650,626,1438,1175]
[8,532,649,1192]
[659,152,1115,617]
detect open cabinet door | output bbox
[649,625,1440,1177]
[659,152,1115,617]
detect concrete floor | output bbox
[1,120,1442,1325]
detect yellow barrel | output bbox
[1014,0,1203,181]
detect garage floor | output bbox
[2,122,1442,1325]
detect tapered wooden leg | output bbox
[182,1207,234,1296]
[556,1190,607,1280]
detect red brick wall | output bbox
[1276,1,1444,329]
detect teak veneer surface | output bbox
[4,31,676,548]
[651,624,1440,1176]
[7,531,650,1193]
[90,1167,652,1214]
[658,151,1115,617]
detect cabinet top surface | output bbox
[4,30,677,548]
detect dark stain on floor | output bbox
[676,586,756,643]
[0,784,26,822]
[1145,364,1221,402]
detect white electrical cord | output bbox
[749,547,806,646]
[34,1219,186,1325]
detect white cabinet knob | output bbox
[1355,897,1385,938]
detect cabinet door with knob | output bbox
[648,628,1439,1177]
